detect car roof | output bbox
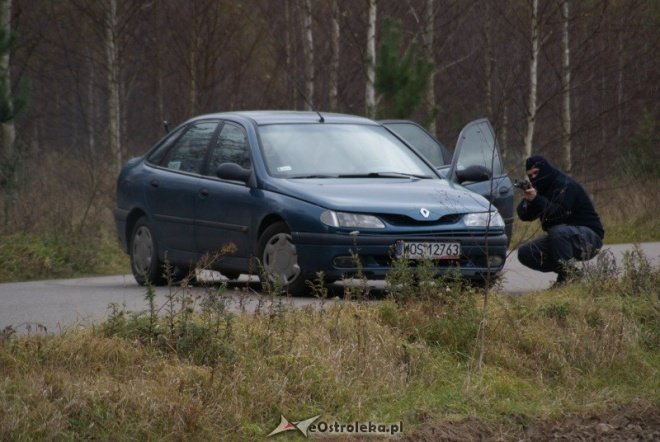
[189,110,378,126]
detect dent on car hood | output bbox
[267,178,493,221]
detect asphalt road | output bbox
[1,242,658,334]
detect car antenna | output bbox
[256,13,325,123]
[163,120,170,134]
[294,87,324,123]
[287,70,324,123]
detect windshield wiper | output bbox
[288,172,431,179]
[337,172,431,179]
[288,174,339,179]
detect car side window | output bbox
[206,122,251,175]
[162,122,218,174]
[147,126,186,165]
[382,122,450,167]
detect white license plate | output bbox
[395,241,461,260]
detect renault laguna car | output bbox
[113,111,511,295]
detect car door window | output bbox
[450,119,503,178]
[206,122,251,175]
[147,126,186,165]
[381,121,451,167]
[162,122,218,173]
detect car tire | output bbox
[257,222,308,296]
[130,216,167,286]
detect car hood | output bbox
[266,178,493,221]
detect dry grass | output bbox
[592,178,659,244]
[1,250,658,440]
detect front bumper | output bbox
[291,230,508,281]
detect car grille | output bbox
[379,213,463,226]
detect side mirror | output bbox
[216,162,251,183]
[455,165,492,184]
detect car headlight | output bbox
[463,211,505,227]
[320,210,385,229]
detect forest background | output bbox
[0,0,657,280]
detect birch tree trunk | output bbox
[153,6,164,127]
[501,100,509,164]
[0,0,15,226]
[188,2,200,115]
[105,0,122,173]
[616,12,624,139]
[302,0,314,110]
[329,0,339,111]
[365,0,377,118]
[188,44,198,115]
[284,0,296,108]
[424,0,436,133]
[87,55,96,159]
[484,0,494,120]
[0,0,15,171]
[560,0,572,172]
[523,0,540,160]
[155,42,165,128]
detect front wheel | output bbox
[130,216,167,286]
[257,222,308,296]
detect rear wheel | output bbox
[257,222,308,296]
[130,217,167,286]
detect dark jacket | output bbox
[517,156,604,239]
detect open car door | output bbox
[382,118,513,244]
[447,119,513,243]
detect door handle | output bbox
[199,188,209,197]
[498,186,510,195]
[150,179,159,188]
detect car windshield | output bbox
[258,123,435,178]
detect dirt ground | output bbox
[405,402,660,441]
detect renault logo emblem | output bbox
[420,208,430,218]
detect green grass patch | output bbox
[0,231,128,282]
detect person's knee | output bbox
[547,225,573,242]
[576,227,602,261]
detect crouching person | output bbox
[517,155,604,286]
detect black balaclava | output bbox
[525,155,559,194]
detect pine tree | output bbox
[375,17,433,120]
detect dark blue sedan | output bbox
[114,111,511,295]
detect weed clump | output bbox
[383,258,481,358]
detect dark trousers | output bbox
[518,225,603,275]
